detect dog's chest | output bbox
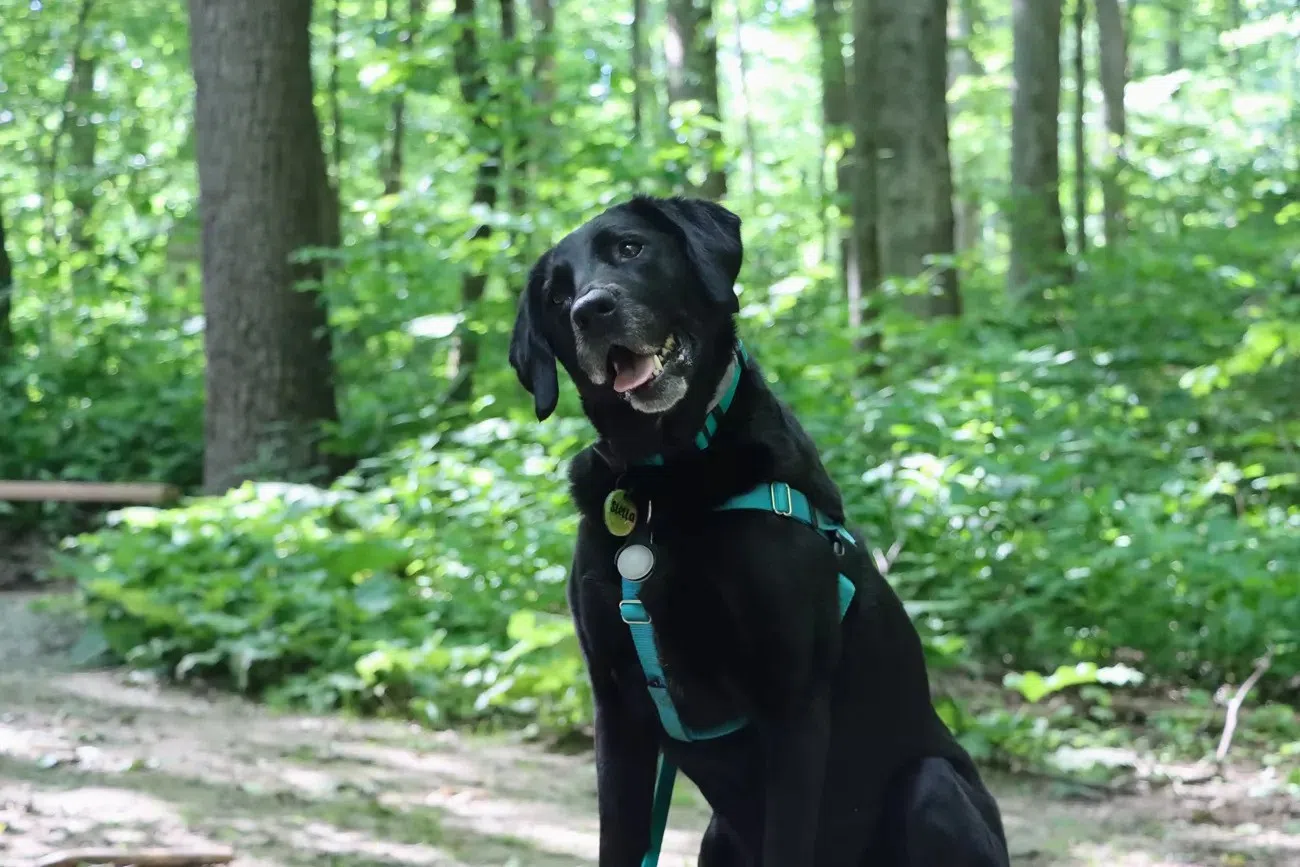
[582,520,774,733]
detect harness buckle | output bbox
[619,600,652,624]
[769,481,794,517]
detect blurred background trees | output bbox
[1,0,1298,760]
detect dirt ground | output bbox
[1,588,1298,867]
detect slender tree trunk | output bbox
[0,202,13,358]
[1095,0,1127,246]
[1164,2,1181,72]
[1008,0,1071,299]
[732,2,760,206]
[380,0,423,243]
[66,50,98,264]
[631,0,648,142]
[1225,0,1242,72]
[873,0,961,318]
[666,0,727,200]
[329,0,343,183]
[447,0,501,405]
[849,0,881,350]
[188,0,342,493]
[529,0,558,163]
[813,0,853,310]
[1072,0,1087,255]
[499,0,530,264]
[950,0,985,254]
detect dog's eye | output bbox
[615,240,643,260]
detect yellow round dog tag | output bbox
[603,489,638,536]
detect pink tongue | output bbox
[613,353,657,393]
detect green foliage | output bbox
[56,418,592,728]
[4,0,1299,766]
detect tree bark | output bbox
[1072,0,1087,256]
[1008,0,1071,299]
[188,0,342,493]
[0,201,13,358]
[665,0,727,200]
[872,0,961,318]
[380,0,423,241]
[447,0,501,405]
[1095,0,1127,246]
[813,0,853,311]
[499,0,529,260]
[849,0,881,348]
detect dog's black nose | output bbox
[571,288,617,332]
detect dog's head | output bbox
[509,195,742,422]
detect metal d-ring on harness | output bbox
[600,341,860,867]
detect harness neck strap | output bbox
[632,340,748,468]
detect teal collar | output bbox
[632,340,748,468]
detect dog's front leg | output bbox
[759,688,831,867]
[594,695,660,867]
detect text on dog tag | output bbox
[603,489,638,536]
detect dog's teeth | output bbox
[652,354,664,374]
[662,334,676,353]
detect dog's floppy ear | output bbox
[635,196,742,313]
[509,251,560,421]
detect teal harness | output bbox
[607,342,859,867]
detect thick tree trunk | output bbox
[0,202,13,358]
[849,0,881,349]
[1095,0,1127,246]
[665,0,727,200]
[188,0,342,493]
[872,0,961,318]
[1008,0,1070,299]
[813,0,853,312]
[447,0,501,405]
[1072,0,1087,255]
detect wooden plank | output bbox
[0,481,181,504]
[35,847,235,867]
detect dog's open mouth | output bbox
[607,334,682,395]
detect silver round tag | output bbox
[616,543,655,582]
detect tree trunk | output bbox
[849,0,881,349]
[1164,2,1181,72]
[631,0,649,142]
[380,0,423,246]
[0,202,13,359]
[665,0,727,200]
[499,0,529,263]
[329,0,343,183]
[813,0,853,311]
[732,1,761,205]
[447,0,501,405]
[950,0,985,254]
[1072,0,1087,256]
[67,50,98,263]
[872,0,961,318]
[1095,0,1127,246]
[1008,0,1070,299]
[188,0,342,493]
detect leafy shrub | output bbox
[56,418,593,729]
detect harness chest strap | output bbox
[618,482,858,867]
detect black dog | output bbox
[509,195,1010,866]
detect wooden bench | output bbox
[0,481,180,504]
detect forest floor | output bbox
[2,582,1298,866]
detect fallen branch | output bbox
[35,847,234,867]
[1214,648,1274,765]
